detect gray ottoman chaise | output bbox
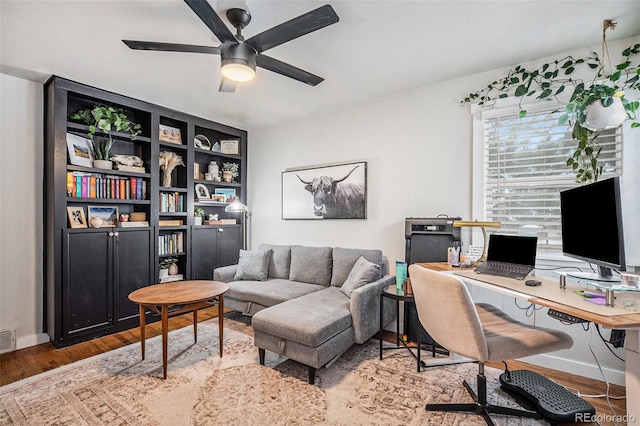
[214,244,396,383]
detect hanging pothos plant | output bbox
[462,21,640,184]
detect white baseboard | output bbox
[520,353,625,387]
[16,333,49,350]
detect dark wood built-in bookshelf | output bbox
[44,76,247,347]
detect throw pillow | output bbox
[258,244,292,279]
[289,245,333,285]
[234,249,272,281]
[340,255,382,297]
[330,247,383,287]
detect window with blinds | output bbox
[483,108,622,254]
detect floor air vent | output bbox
[0,328,16,354]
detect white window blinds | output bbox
[483,108,622,253]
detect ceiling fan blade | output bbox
[246,4,339,53]
[256,54,324,86]
[219,77,237,93]
[123,40,220,54]
[184,0,236,44]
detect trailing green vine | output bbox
[462,41,640,184]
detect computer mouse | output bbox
[525,280,542,286]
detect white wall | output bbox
[0,73,48,349]
[248,39,640,385]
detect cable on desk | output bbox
[513,299,542,318]
[588,327,620,426]
[595,324,626,363]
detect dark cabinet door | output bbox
[191,227,219,280]
[63,231,113,336]
[114,229,154,323]
[217,226,241,267]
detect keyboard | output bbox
[500,370,595,423]
[474,261,533,280]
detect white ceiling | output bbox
[2,0,640,131]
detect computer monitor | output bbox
[560,177,625,282]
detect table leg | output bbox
[139,304,146,360]
[417,317,421,373]
[626,329,640,421]
[193,308,198,343]
[395,300,400,346]
[379,293,383,360]
[218,295,224,357]
[161,305,169,379]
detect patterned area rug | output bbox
[0,315,547,425]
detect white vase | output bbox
[584,97,626,131]
[194,216,203,226]
[93,159,113,170]
[159,268,169,279]
[208,161,219,177]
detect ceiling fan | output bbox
[123,0,339,92]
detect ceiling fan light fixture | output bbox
[221,59,256,82]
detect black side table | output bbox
[379,284,448,372]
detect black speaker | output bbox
[404,217,461,344]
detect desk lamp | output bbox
[225,199,249,250]
[453,220,501,263]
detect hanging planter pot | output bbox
[584,97,626,131]
[93,159,113,170]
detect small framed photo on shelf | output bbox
[67,206,87,228]
[195,183,211,201]
[87,205,119,227]
[66,133,94,167]
[211,193,226,203]
[214,188,236,203]
[159,124,182,145]
[220,139,239,155]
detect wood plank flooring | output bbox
[1,308,627,425]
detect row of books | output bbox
[159,232,184,255]
[67,171,147,200]
[203,218,237,225]
[159,192,185,213]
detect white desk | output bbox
[417,263,640,422]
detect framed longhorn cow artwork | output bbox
[282,161,367,220]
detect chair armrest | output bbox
[350,275,396,344]
[213,264,238,282]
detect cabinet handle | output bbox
[108,232,114,237]
[114,232,119,237]
[218,228,224,233]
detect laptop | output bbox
[474,234,538,280]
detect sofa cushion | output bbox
[289,245,333,285]
[234,249,272,281]
[330,247,383,287]
[259,244,292,279]
[226,279,325,307]
[340,256,382,297]
[252,287,351,347]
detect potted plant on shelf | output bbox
[69,105,142,170]
[462,21,639,184]
[222,162,239,183]
[159,257,178,278]
[194,207,205,226]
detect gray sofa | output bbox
[214,244,396,383]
